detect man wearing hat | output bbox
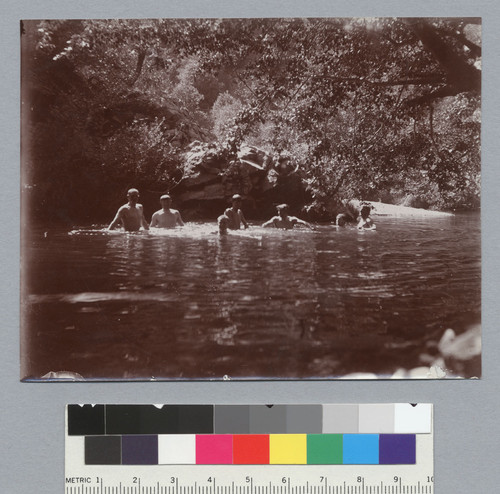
[223,194,249,230]
[150,194,185,228]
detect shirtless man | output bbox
[224,194,248,230]
[150,194,185,228]
[108,188,149,231]
[262,204,313,229]
[357,204,376,230]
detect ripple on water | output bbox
[28,292,179,304]
[24,215,481,378]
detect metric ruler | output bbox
[65,404,433,494]
[64,466,434,494]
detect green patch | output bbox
[307,434,342,464]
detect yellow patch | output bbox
[269,434,307,464]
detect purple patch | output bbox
[122,435,158,465]
[379,434,416,464]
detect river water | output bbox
[22,214,480,380]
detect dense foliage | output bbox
[21,17,481,224]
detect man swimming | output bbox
[357,204,376,230]
[223,194,249,230]
[335,213,349,227]
[108,188,149,231]
[262,204,313,229]
[150,194,185,228]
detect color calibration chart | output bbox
[65,404,433,494]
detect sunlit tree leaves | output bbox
[22,17,481,223]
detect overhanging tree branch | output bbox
[404,19,481,94]
[130,47,147,87]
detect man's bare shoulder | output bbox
[264,216,279,224]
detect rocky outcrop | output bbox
[172,143,455,221]
[175,142,308,218]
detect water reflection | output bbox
[23,216,481,379]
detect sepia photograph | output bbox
[20,17,481,381]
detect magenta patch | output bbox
[196,434,233,464]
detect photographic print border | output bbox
[3,0,500,493]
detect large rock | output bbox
[237,145,267,171]
[175,142,308,218]
[437,326,481,377]
[178,183,226,202]
[180,143,270,199]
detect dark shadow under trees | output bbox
[21,17,481,226]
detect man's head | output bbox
[336,213,347,227]
[360,205,371,219]
[160,194,172,208]
[232,194,242,207]
[276,203,289,218]
[127,188,140,205]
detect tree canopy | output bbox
[21,17,481,224]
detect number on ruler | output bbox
[65,476,433,494]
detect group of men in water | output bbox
[217,195,314,234]
[108,188,375,232]
[108,189,183,232]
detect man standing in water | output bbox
[357,203,376,230]
[224,194,249,230]
[108,188,149,231]
[263,203,313,229]
[150,194,185,228]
